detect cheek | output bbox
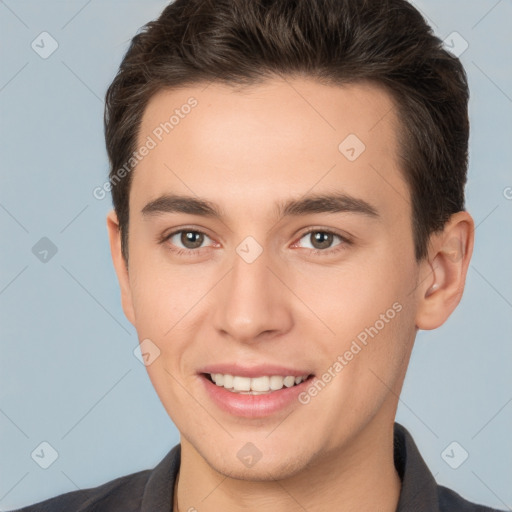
[127,256,222,386]
[296,243,417,379]
[127,254,201,335]
[296,276,416,448]
[298,249,411,327]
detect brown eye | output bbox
[310,231,334,249]
[299,230,343,251]
[165,230,211,251]
[178,231,205,249]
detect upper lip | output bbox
[198,364,313,378]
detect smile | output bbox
[200,372,316,418]
[206,373,310,394]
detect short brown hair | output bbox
[104,0,469,263]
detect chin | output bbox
[198,440,315,482]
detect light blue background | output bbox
[1,0,511,510]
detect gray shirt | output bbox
[7,422,504,511]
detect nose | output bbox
[212,245,294,344]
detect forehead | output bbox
[131,77,409,222]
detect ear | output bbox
[106,210,136,326]
[415,211,474,330]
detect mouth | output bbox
[202,372,313,395]
[199,371,316,418]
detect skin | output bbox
[107,77,474,512]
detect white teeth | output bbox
[283,376,295,388]
[232,376,251,391]
[251,376,270,391]
[209,373,309,393]
[223,374,233,389]
[269,375,284,390]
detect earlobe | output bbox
[106,210,136,326]
[415,211,474,330]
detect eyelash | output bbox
[160,227,352,258]
[295,228,352,255]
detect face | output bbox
[110,78,424,479]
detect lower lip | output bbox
[200,374,314,418]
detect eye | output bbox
[295,229,350,254]
[160,227,350,257]
[163,229,215,253]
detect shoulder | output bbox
[438,484,505,512]
[6,467,151,512]
[393,422,505,512]
[6,443,181,512]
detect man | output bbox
[10,0,505,510]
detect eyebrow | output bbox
[141,192,380,220]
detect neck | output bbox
[173,418,402,512]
